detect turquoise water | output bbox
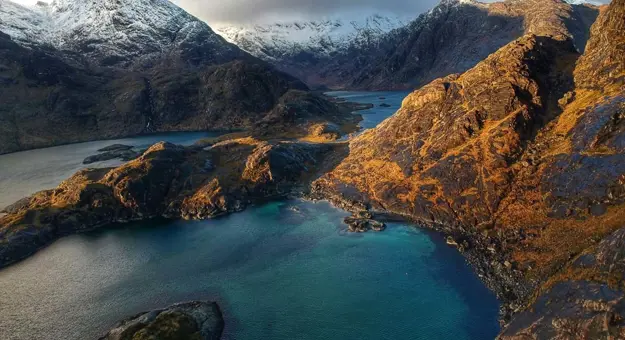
[0,200,500,340]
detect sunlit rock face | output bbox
[313,0,625,332]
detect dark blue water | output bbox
[326,91,411,130]
[0,200,500,340]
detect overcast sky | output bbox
[12,0,610,26]
[171,0,442,25]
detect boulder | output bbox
[100,301,224,340]
[344,216,386,232]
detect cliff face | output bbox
[0,0,349,154]
[314,0,625,333]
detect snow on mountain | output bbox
[0,0,241,67]
[214,14,407,61]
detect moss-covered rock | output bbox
[100,301,223,340]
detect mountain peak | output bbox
[0,0,241,67]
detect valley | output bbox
[1,0,624,339]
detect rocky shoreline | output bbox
[305,190,531,323]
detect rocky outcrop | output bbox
[499,227,625,339]
[0,139,343,268]
[574,0,625,90]
[83,146,141,165]
[100,301,224,340]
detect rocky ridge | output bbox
[312,0,625,336]
[0,138,347,268]
[218,0,600,90]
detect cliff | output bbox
[313,0,625,335]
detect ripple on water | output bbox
[0,200,500,340]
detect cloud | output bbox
[172,0,612,25]
[10,0,612,26]
[174,0,439,24]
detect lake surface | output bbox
[0,92,500,339]
[326,91,411,130]
[0,200,500,340]
[0,132,213,210]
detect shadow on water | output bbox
[424,228,501,339]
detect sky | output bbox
[10,0,611,26]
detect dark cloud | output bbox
[173,0,611,25]
[173,0,441,24]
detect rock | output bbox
[354,211,374,219]
[344,216,386,233]
[446,236,459,247]
[500,281,625,339]
[100,301,224,340]
[203,160,215,172]
[558,91,576,109]
[97,144,133,153]
[379,103,391,108]
[83,149,141,165]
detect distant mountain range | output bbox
[215,0,601,90]
[215,15,407,62]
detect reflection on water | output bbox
[0,200,500,340]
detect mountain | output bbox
[0,0,355,154]
[0,0,246,68]
[312,0,625,336]
[214,15,407,88]
[216,0,600,90]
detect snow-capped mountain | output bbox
[0,0,243,67]
[213,0,602,90]
[0,0,314,154]
[214,15,407,62]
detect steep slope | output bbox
[0,0,353,154]
[313,0,625,331]
[339,0,600,90]
[0,0,246,68]
[218,0,599,90]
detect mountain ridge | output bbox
[0,0,358,154]
[215,0,600,90]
